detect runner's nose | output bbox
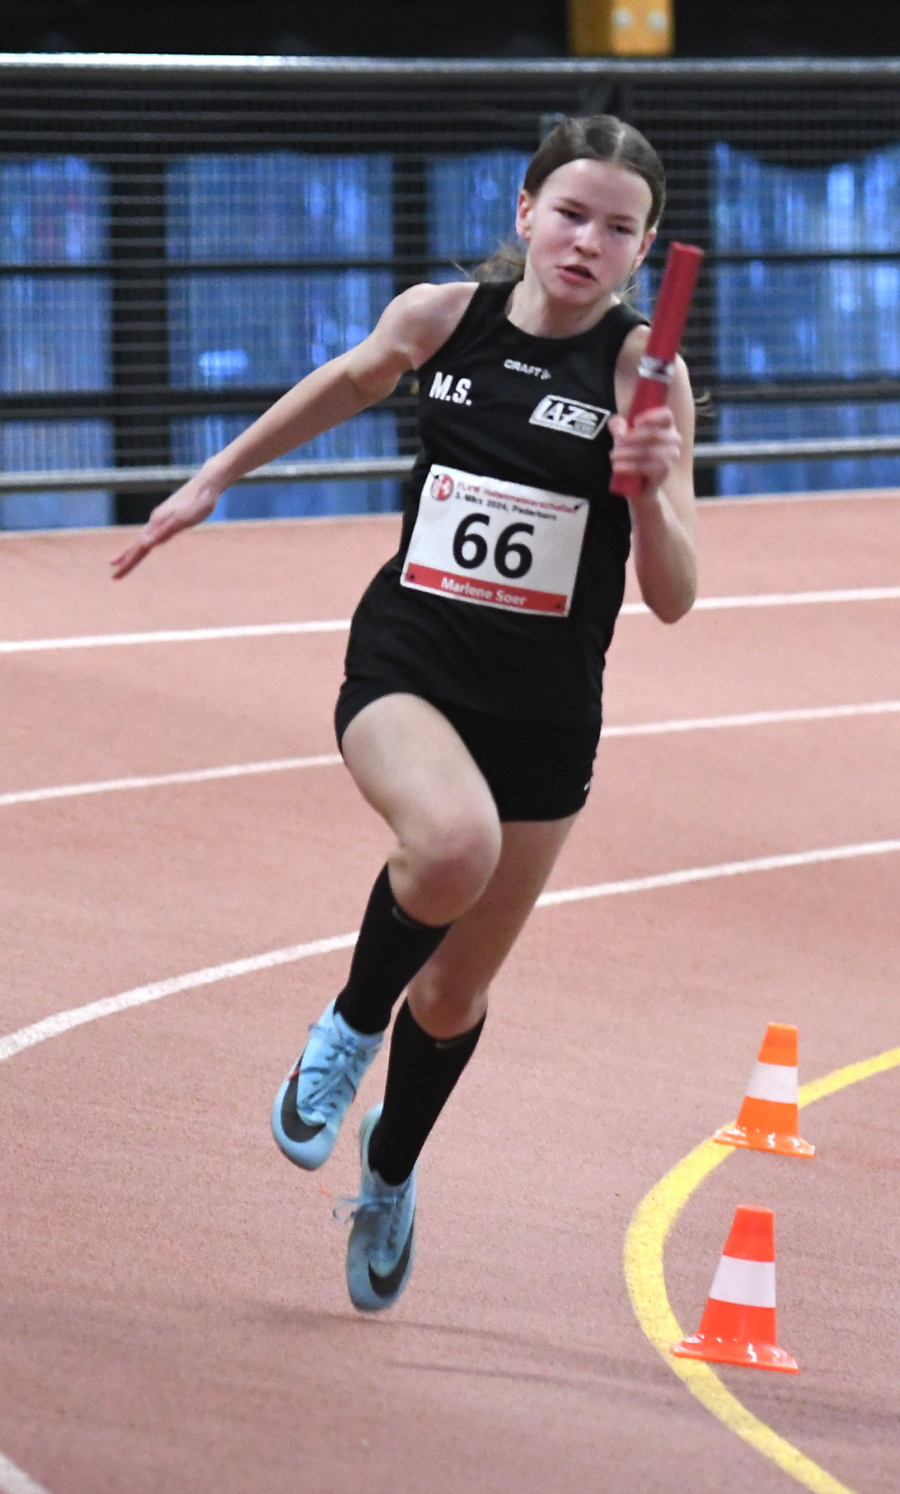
[573,219,601,257]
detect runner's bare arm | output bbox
[612,324,697,624]
[110,281,478,579]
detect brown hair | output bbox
[476,114,665,284]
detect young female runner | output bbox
[112,115,697,1313]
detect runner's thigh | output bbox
[340,692,500,845]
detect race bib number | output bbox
[401,465,589,618]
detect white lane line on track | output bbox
[0,619,351,654]
[604,698,900,738]
[0,753,344,808]
[0,1454,51,1494]
[0,933,358,1064]
[1,836,899,1494]
[536,840,900,907]
[4,700,899,809]
[3,586,900,654]
[686,585,900,612]
[3,839,899,1069]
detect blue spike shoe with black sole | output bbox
[271,1000,383,1171]
[341,1104,417,1313]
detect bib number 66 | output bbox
[451,513,535,580]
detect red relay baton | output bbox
[609,241,704,500]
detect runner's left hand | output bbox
[608,407,682,499]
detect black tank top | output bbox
[344,281,646,725]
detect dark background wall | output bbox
[4,1,900,59]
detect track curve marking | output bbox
[3,585,900,655]
[2,841,899,1070]
[0,1452,50,1494]
[3,702,899,810]
[0,932,358,1065]
[0,753,343,809]
[1,837,899,1494]
[687,585,900,612]
[0,620,351,655]
[624,1050,900,1494]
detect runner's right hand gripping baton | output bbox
[609,241,704,500]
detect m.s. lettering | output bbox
[429,371,473,406]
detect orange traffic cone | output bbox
[672,1205,798,1372]
[714,1022,814,1157]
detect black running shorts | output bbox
[334,675,601,823]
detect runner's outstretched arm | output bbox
[110,282,474,579]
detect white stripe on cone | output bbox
[744,1059,799,1105]
[708,1255,777,1309]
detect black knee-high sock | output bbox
[367,1000,486,1185]
[333,865,452,1037]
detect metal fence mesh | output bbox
[1,56,899,529]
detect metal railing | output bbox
[4,434,900,495]
[1,53,899,516]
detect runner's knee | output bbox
[407,969,489,1039]
[396,812,502,923]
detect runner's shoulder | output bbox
[379,281,479,370]
[616,320,651,379]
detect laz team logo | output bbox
[430,473,455,501]
[529,395,610,441]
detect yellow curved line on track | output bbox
[624,1045,900,1494]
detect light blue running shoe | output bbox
[271,1001,383,1171]
[339,1104,417,1313]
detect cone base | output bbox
[713,1123,815,1158]
[672,1334,799,1373]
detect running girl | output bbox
[112,115,697,1313]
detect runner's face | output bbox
[516,158,656,306]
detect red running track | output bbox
[0,493,898,1494]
